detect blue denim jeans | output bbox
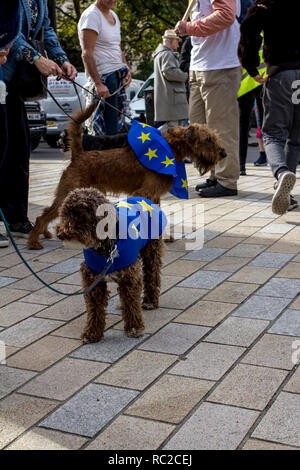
[104,71,119,135]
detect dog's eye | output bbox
[206,137,212,143]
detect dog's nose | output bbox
[220,151,227,159]
[56,231,66,241]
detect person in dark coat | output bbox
[0,0,21,247]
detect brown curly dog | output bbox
[28,102,226,250]
[55,188,165,344]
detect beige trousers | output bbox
[189,67,241,190]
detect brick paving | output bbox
[0,152,300,450]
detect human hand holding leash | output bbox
[95,81,111,98]
[61,61,77,81]
[34,56,63,76]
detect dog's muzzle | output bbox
[220,151,227,159]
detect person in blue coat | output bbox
[0,0,77,247]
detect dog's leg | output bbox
[81,263,109,343]
[28,201,61,250]
[117,259,145,338]
[140,238,164,310]
[28,173,80,250]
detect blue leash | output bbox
[0,207,117,297]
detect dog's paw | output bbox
[27,240,44,250]
[81,332,104,344]
[125,328,144,338]
[142,302,158,310]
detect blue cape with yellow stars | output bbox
[128,120,189,199]
[83,197,167,275]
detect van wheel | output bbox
[31,136,41,151]
[45,135,59,148]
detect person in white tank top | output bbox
[175,0,242,198]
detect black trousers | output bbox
[0,92,30,223]
[238,86,264,169]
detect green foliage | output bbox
[55,0,186,78]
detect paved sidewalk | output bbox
[1,154,300,450]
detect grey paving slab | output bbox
[182,247,227,262]
[39,383,139,437]
[0,277,18,288]
[45,258,83,274]
[0,366,36,399]
[20,358,108,400]
[232,295,292,321]
[170,342,245,381]
[204,230,222,242]
[256,278,300,299]
[269,310,300,337]
[139,323,210,355]
[205,317,269,347]
[21,240,63,255]
[259,223,295,234]
[224,244,266,258]
[253,392,300,447]
[107,295,122,315]
[164,402,258,450]
[70,329,148,363]
[249,253,294,268]
[242,334,299,370]
[208,364,287,410]
[178,270,231,290]
[0,317,64,347]
[159,287,208,309]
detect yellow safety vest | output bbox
[237,46,267,98]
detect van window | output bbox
[137,78,154,99]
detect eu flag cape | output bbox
[128,120,189,199]
[83,197,167,275]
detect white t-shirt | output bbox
[78,4,124,76]
[190,0,241,72]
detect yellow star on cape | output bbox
[181,178,188,190]
[115,201,134,209]
[162,156,175,168]
[138,200,153,217]
[144,148,158,161]
[138,132,151,144]
[131,223,139,238]
[138,122,151,128]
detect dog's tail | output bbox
[68,101,98,161]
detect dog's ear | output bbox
[183,126,196,141]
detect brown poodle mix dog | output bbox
[55,188,164,344]
[28,102,227,250]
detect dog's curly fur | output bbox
[55,188,164,343]
[28,102,226,250]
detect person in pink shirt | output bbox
[176,0,242,198]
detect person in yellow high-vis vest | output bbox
[238,43,267,175]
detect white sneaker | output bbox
[272,171,296,215]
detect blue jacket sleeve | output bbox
[41,0,69,63]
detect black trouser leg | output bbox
[0,93,30,223]
[238,90,256,170]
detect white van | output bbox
[40,72,87,147]
[127,73,154,122]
